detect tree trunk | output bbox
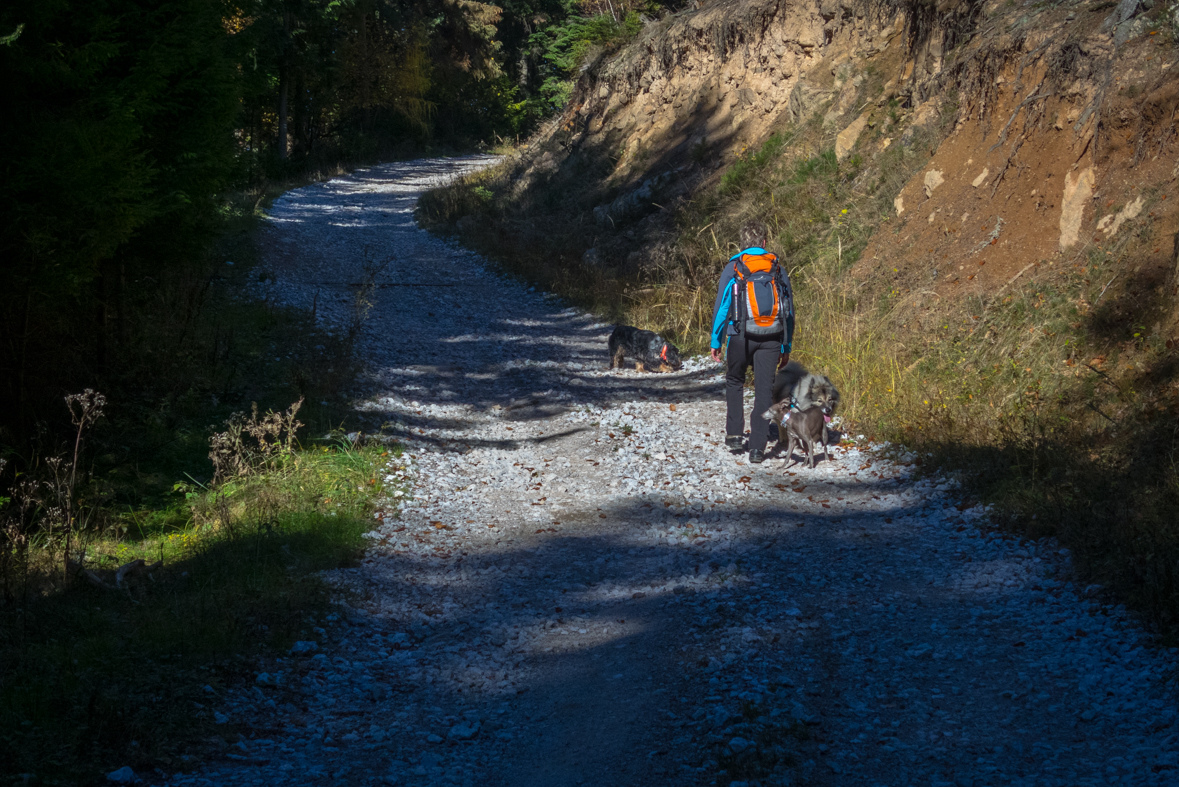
[278,74,289,160]
[277,9,292,160]
[95,260,108,373]
[293,73,305,156]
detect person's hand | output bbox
[778,352,790,370]
[710,348,723,364]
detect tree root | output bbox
[66,551,162,597]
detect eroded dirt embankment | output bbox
[498,0,1177,310]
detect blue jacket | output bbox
[710,247,795,353]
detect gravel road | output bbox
[163,157,1179,787]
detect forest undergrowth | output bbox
[422,115,1179,638]
[0,180,404,784]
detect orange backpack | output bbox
[729,250,792,338]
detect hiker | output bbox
[708,220,794,464]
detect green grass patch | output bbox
[0,439,401,784]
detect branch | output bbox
[66,555,162,593]
[1087,401,1117,425]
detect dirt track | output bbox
[164,158,1178,787]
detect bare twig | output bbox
[1087,401,1117,425]
[59,390,106,586]
[1084,363,1118,388]
[1095,273,1118,304]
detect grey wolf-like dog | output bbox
[763,361,840,460]
[771,361,841,416]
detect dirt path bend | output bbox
[167,158,1178,787]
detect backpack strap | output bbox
[733,254,754,280]
[778,264,794,319]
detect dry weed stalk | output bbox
[206,398,305,537]
[209,398,305,484]
[0,391,120,598]
[56,390,105,585]
[349,247,394,343]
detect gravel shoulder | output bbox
[164,158,1178,787]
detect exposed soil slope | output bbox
[497,0,1177,313]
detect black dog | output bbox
[608,325,683,373]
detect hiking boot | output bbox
[725,435,744,452]
[748,449,766,464]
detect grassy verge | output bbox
[0,429,400,785]
[424,110,1179,634]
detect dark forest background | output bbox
[0,2,675,779]
[0,0,669,447]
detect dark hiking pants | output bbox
[725,334,781,453]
